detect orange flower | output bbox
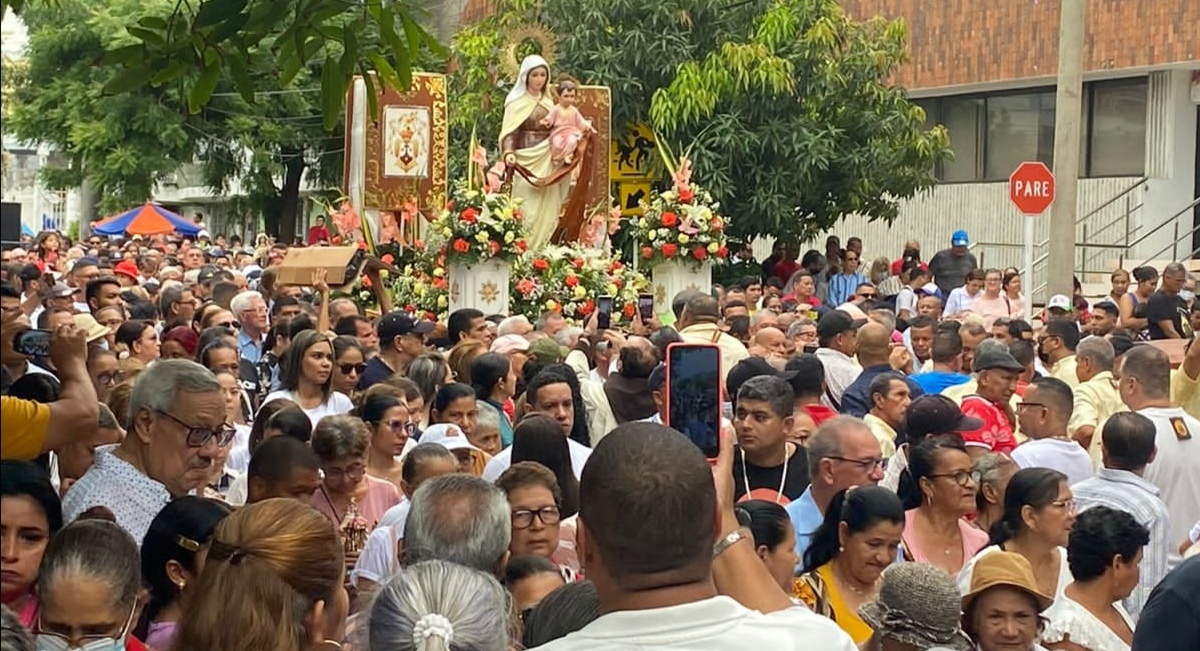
[488,240,501,255]
[532,258,549,271]
[516,278,536,296]
[679,187,694,203]
[461,207,479,223]
[662,243,678,258]
[572,258,585,270]
[564,275,579,288]
[717,246,729,259]
[581,299,595,315]
[711,217,724,231]
[692,247,708,261]
[515,240,527,252]
[453,238,470,253]
[660,211,678,228]
[623,304,636,318]
[641,246,653,259]
[381,253,395,265]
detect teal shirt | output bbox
[484,399,514,448]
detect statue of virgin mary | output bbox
[499,54,574,250]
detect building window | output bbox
[1086,78,1148,177]
[918,77,1147,182]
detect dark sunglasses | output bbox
[339,362,368,375]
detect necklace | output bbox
[831,560,878,597]
[740,443,790,504]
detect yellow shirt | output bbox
[1050,355,1080,389]
[1,396,50,460]
[1171,366,1200,421]
[795,563,874,645]
[1068,371,1126,468]
[863,413,898,458]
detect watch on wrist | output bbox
[712,527,751,559]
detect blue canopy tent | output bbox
[21,222,35,237]
[91,202,202,237]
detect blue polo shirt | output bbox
[785,485,823,573]
[912,370,971,395]
[238,330,265,364]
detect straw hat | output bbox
[859,563,973,651]
[72,313,111,344]
[962,551,1053,614]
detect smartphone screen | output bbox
[637,293,655,322]
[666,343,722,458]
[13,329,53,358]
[597,295,613,330]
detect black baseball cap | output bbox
[197,264,222,284]
[647,363,666,391]
[726,357,779,400]
[377,311,435,342]
[972,347,1026,373]
[816,309,867,339]
[905,395,984,439]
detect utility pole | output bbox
[1047,0,1085,301]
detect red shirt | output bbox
[891,258,929,276]
[772,260,801,284]
[958,395,1018,454]
[307,225,331,245]
[801,403,838,425]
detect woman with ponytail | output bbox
[957,467,1076,605]
[795,486,904,646]
[136,497,232,650]
[898,437,989,575]
[365,559,511,651]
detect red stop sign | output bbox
[1009,161,1056,215]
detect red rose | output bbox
[512,209,523,221]
[660,211,678,228]
[641,246,654,259]
[613,278,623,289]
[692,247,707,261]
[711,217,724,231]
[433,277,448,290]
[331,235,342,245]
[453,238,470,253]
[515,239,527,252]
[446,200,455,210]
[425,311,437,321]
[488,240,501,255]
[611,260,624,271]
[461,207,479,223]
[381,253,395,265]
[405,304,416,312]
[679,188,694,203]
[717,246,729,259]
[573,258,585,270]
[623,304,636,318]
[564,275,579,288]
[532,258,549,271]
[581,299,595,315]
[361,276,373,289]
[357,241,368,250]
[662,243,678,258]
[413,239,425,249]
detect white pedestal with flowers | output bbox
[434,182,527,316]
[636,147,729,317]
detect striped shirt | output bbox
[827,271,866,308]
[1072,467,1172,622]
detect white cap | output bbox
[1046,294,1073,312]
[921,282,940,296]
[420,424,479,452]
[836,303,868,321]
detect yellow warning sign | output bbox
[610,123,657,180]
[618,181,651,216]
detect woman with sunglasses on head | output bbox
[958,467,1076,605]
[359,392,415,493]
[331,336,366,400]
[135,496,232,651]
[263,330,354,425]
[899,436,989,575]
[796,486,905,646]
[32,519,146,651]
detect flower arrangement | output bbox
[631,146,729,269]
[426,180,528,266]
[510,244,650,323]
[388,243,449,320]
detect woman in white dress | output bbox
[1042,506,1147,651]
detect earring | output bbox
[838,545,844,553]
[176,580,186,590]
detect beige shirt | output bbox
[679,322,750,380]
[863,413,899,458]
[565,349,619,446]
[1050,355,1080,389]
[1067,371,1125,468]
[1171,366,1200,421]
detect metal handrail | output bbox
[1127,196,1200,251]
[1137,219,1200,267]
[1073,177,1147,226]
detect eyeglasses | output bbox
[828,456,888,472]
[512,505,561,529]
[857,292,877,299]
[927,470,975,487]
[1050,498,1077,513]
[156,410,236,448]
[339,362,368,375]
[212,321,239,330]
[37,603,136,647]
[386,420,416,435]
[323,463,366,481]
[96,371,126,386]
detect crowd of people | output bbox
[1,226,1198,651]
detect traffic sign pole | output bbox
[1009,161,1057,292]
[1025,216,1035,281]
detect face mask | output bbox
[37,635,123,651]
[1181,290,1194,302]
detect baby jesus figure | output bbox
[540,78,594,165]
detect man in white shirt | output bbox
[63,360,230,544]
[530,422,855,651]
[1011,376,1093,485]
[483,369,592,482]
[1119,344,1200,567]
[1072,412,1172,621]
[813,309,865,409]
